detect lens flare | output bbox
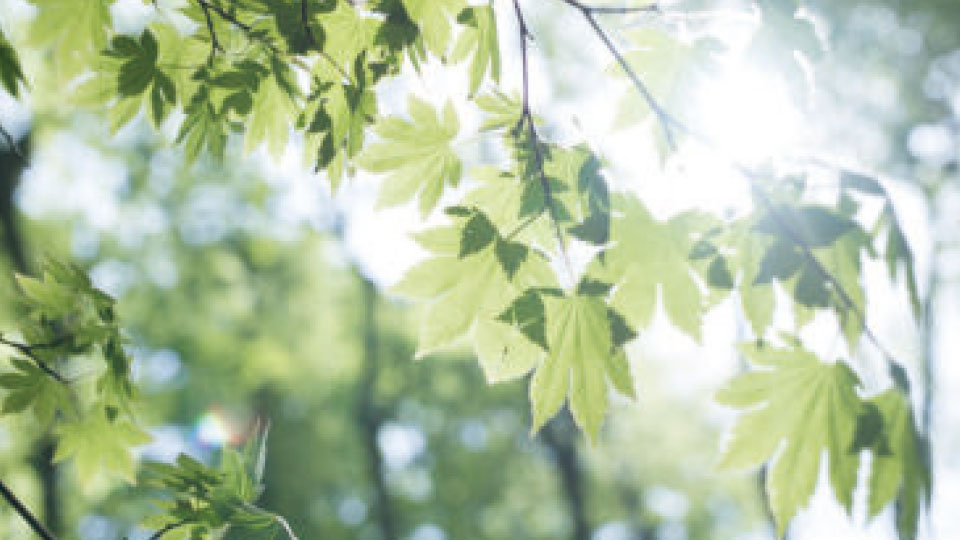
[695,63,804,165]
[193,407,237,448]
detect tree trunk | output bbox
[0,133,63,537]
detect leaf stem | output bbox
[198,1,224,58]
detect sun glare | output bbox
[695,64,804,165]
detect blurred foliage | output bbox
[1,0,957,539]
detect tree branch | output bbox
[559,1,677,149]
[540,415,591,540]
[511,0,574,274]
[0,478,59,540]
[195,0,251,32]
[355,276,398,540]
[555,0,906,373]
[198,1,223,58]
[557,0,660,15]
[0,336,67,384]
[147,520,189,540]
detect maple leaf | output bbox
[451,4,501,96]
[358,96,462,217]
[589,194,706,341]
[391,210,555,382]
[716,340,864,535]
[54,409,152,484]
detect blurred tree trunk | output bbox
[613,472,656,540]
[0,133,63,537]
[540,413,591,540]
[355,276,397,540]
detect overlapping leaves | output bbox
[718,340,929,538]
[717,340,864,534]
[1,260,146,483]
[141,429,296,540]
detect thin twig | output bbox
[511,0,574,276]
[0,478,59,540]
[0,123,25,163]
[557,0,660,15]
[561,1,677,149]
[0,336,67,384]
[198,1,223,58]
[147,520,189,540]
[552,0,904,371]
[505,211,543,241]
[195,0,251,32]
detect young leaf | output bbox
[0,30,26,97]
[54,409,151,484]
[391,215,556,381]
[867,390,929,540]
[589,194,705,341]
[529,288,636,441]
[401,0,465,58]
[451,4,501,96]
[717,341,864,535]
[358,96,461,217]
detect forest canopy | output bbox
[0,1,956,540]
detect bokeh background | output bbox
[1,0,959,539]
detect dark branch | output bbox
[300,0,318,47]
[0,336,67,384]
[147,520,190,540]
[552,0,906,372]
[0,124,25,163]
[195,0,251,32]
[355,277,398,540]
[0,478,59,540]
[561,2,677,149]
[511,0,573,271]
[558,0,660,15]
[198,1,223,58]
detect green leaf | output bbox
[458,209,497,258]
[358,96,461,217]
[529,290,635,441]
[0,30,26,97]
[450,5,500,96]
[244,58,299,159]
[589,194,705,341]
[754,205,857,248]
[475,91,522,132]
[717,341,863,535]
[391,219,556,382]
[54,410,152,484]
[707,256,734,289]
[841,171,885,195]
[0,358,71,424]
[753,239,803,284]
[29,0,112,83]
[401,0,465,58]
[867,390,929,540]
